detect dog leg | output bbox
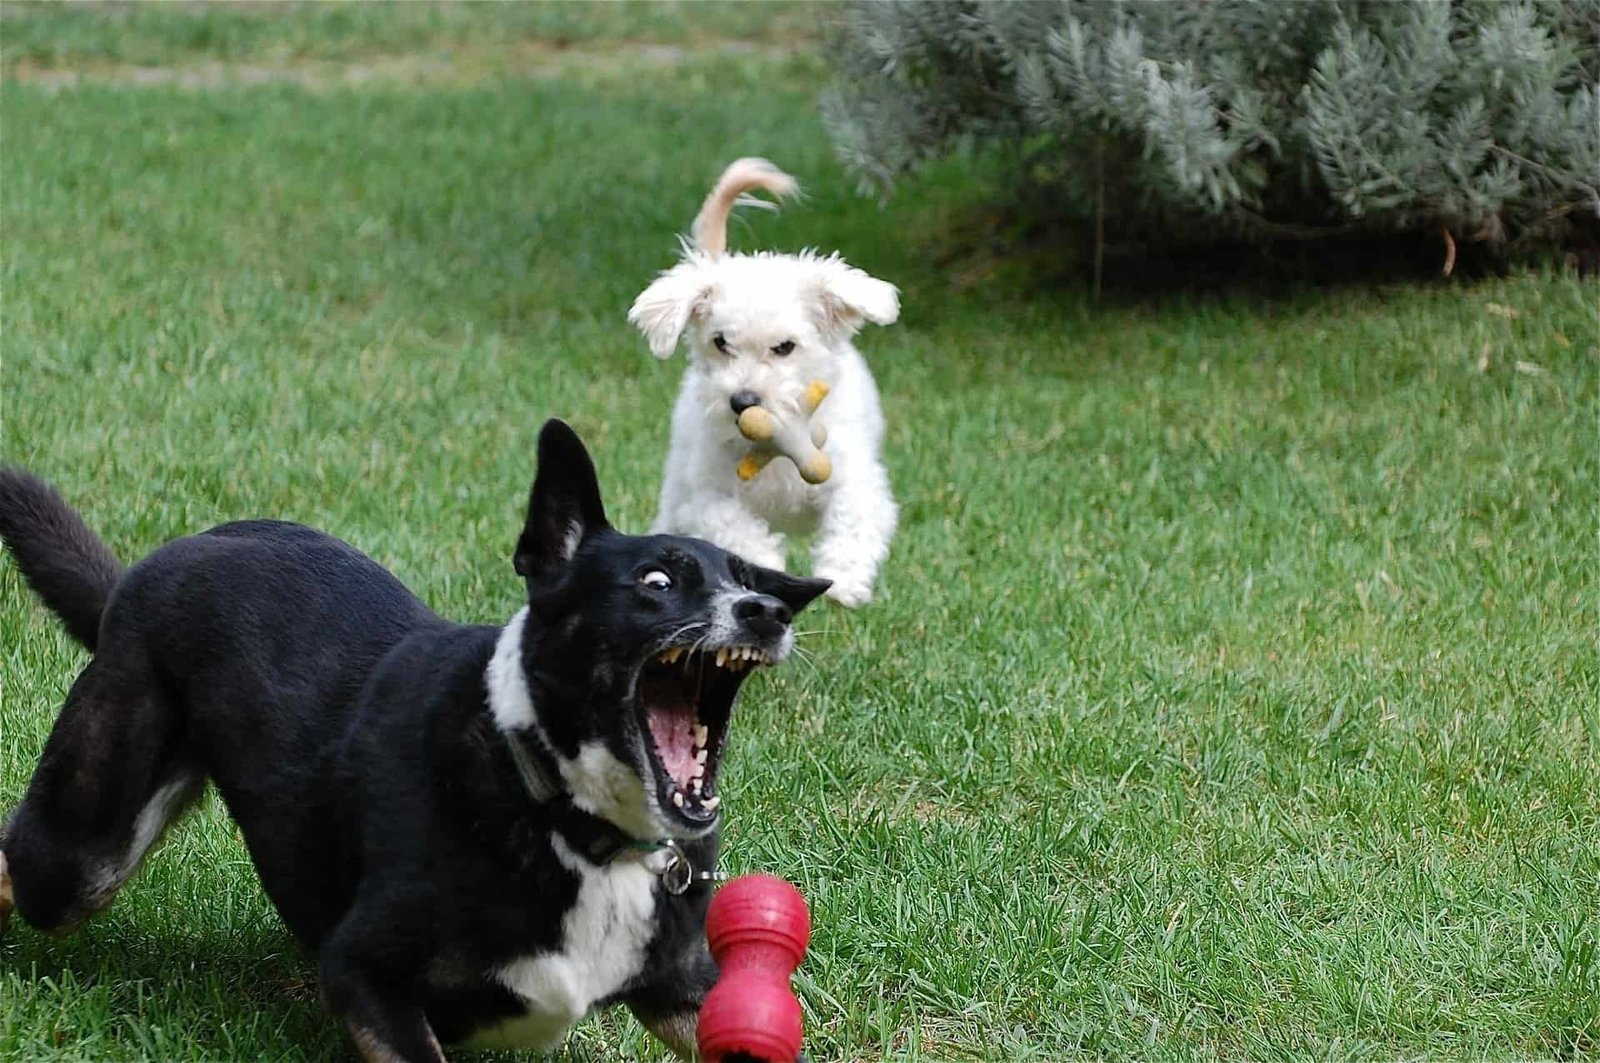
[624,934,717,1061]
[4,654,202,932]
[346,1020,446,1063]
[811,461,897,607]
[321,946,447,1063]
[631,1005,817,1063]
[630,1007,699,1060]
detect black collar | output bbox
[548,801,646,865]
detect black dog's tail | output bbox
[0,468,122,652]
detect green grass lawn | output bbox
[3,4,1597,1060]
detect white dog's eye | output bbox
[771,340,795,357]
[641,570,672,591]
[712,333,731,354]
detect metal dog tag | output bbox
[661,844,694,895]
[658,842,724,895]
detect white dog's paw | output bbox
[820,577,873,608]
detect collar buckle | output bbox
[624,840,724,895]
[653,841,723,895]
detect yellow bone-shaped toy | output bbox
[735,380,832,484]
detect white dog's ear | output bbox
[810,256,900,336]
[628,262,715,359]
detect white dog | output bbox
[629,159,900,607]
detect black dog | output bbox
[0,420,827,1061]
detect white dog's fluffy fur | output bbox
[629,159,899,607]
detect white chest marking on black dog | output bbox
[473,608,670,1047]
[559,742,666,841]
[487,606,536,731]
[485,608,670,838]
[465,837,665,1049]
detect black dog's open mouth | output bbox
[638,645,774,826]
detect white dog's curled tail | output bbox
[691,158,798,258]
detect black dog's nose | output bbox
[730,391,762,416]
[734,594,791,638]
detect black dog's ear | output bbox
[514,420,611,583]
[748,566,831,614]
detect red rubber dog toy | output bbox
[696,875,810,1063]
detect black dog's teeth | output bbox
[713,646,770,672]
[653,646,772,672]
[691,722,718,811]
[669,721,720,813]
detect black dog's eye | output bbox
[640,570,672,591]
[712,333,730,354]
[771,340,795,357]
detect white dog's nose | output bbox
[729,391,762,416]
